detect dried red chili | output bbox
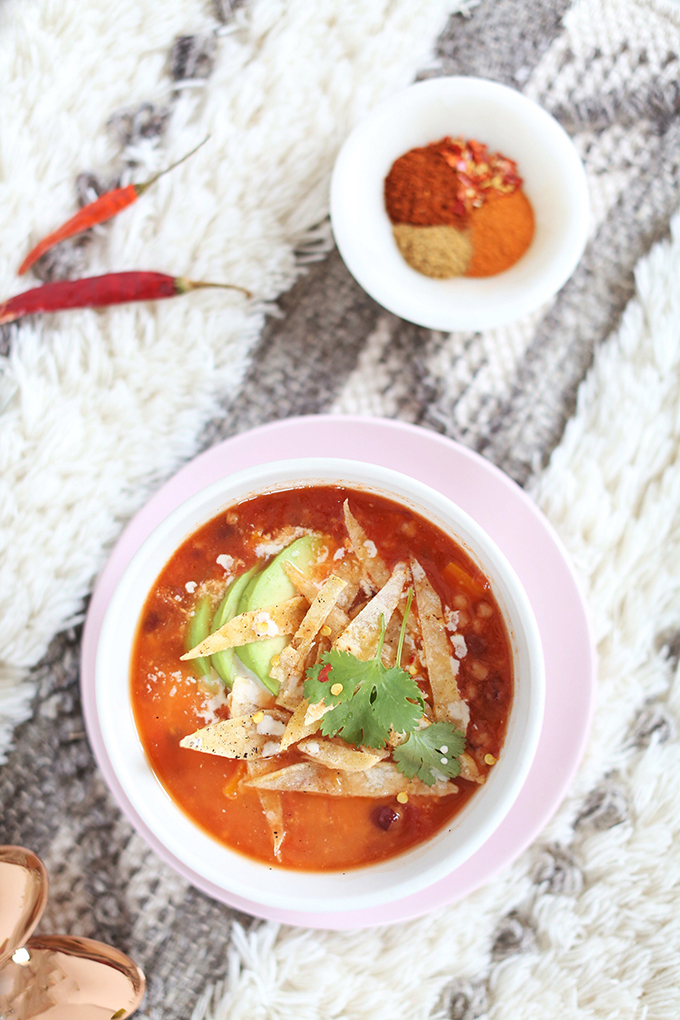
[18,137,209,276]
[0,271,250,326]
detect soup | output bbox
[130,485,513,871]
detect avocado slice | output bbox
[184,593,213,678]
[237,534,322,693]
[209,566,258,688]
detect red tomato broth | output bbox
[130,485,514,871]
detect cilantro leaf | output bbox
[392,722,466,786]
[304,647,424,749]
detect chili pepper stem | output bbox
[174,278,252,299]
[134,135,210,196]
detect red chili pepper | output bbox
[0,271,251,326]
[18,137,209,276]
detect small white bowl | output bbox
[94,458,545,914]
[330,76,590,331]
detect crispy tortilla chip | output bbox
[181,596,307,660]
[282,562,351,634]
[334,562,407,660]
[259,790,286,858]
[343,501,390,588]
[244,760,457,797]
[247,761,286,858]
[279,698,320,750]
[459,751,485,785]
[298,737,387,772]
[273,574,347,709]
[228,675,275,718]
[290,575,347,651]
[411,558,470,731]
[179,708,289,759]
[304,700,332,726]
[326,553,365,611]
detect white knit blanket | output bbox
[2,1,680,1019]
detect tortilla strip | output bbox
[244,760,457,797]
[247,761,286,859]
[279,698,320,750]
[411,558,471,732]
[304,699,332,726]
[459,751,485,785]
[334,562,407,660]
[259,790,285,859]
[228,674,275,718]
[282,561,353,635]
[343,501,390,588]
[179,708,289,759]
[298,737,387,772]
[273,574,348,709]
[181,596,307,660]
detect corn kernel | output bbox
[252,711,265,724]
[321,625,332,637]
[484,753,497,766]
[330,683,344,696]
[396,792,409,804]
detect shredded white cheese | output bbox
[256,717,286,736]
[254,611,279,637]
[255,540,286,558]
[444,607,460,631]
[451,634,468,659]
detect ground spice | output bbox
[465,190,535,277]
[384,135,534,279]
[392,223,472,278]
[384,145,468,226]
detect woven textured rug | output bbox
[2,0,680,1017]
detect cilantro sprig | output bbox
[304,647,424,748]
[303,597,466,785]
[392,722,466,786]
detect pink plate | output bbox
[81,415,595,930]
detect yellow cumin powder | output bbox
[392,223,472,279]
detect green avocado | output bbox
[184,593,213,678]
[209,567,258,688]
[236,534,322,693]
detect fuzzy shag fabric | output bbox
[2,0,680,1018]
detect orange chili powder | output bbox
[465,190,535,277]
